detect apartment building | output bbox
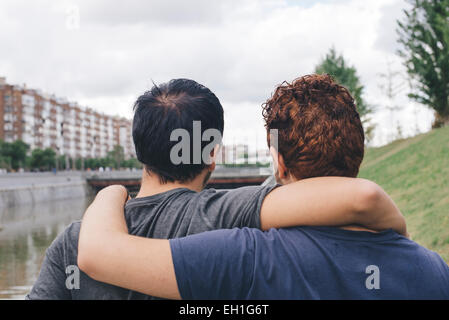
[0,77,134,159]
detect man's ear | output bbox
[277,154,289,180]
[208,144,220,172]
[270,146,288,179]
[270,146,279,172]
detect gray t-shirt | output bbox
[26,185,277,300]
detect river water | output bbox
[0,197,92,299]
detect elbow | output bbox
[355,179,383,215]
[355,179,407,235]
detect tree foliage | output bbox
[0,140,12,169]
[107,145,125,169]
[0,140,141,172]
[397,0,449,127]
[0,140,29,170]
[30,148,56,171]
[315,47,375,141]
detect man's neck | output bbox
[340,225,379,233]
[136,169,206,198]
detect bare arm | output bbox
[260,177,406,235]
[77,186,180,299]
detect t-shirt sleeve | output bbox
[170,228,256,300]
[197,185,279,230]
[26,230,72,300]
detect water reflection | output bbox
[0,197,92,299]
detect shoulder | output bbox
[170,227,259,262]
[47,221,80,248]
[172,227,258,246]
[412,241,449,270]
[61,221,82,247]
[46,221,81,264]
[198,185,274,197]
[196,185,278,209]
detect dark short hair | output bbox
[262,74,365,179]
[133,79,224,183]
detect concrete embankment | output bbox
[0,172,93,208]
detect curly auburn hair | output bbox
[262,74,365,180]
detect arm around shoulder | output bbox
[77,185,181,299]
[259,177,407,236]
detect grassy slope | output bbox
[359,125,449,262]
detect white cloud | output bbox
[0,0,434,147]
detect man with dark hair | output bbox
[133,79,224,184]
[28,78,405,300]
[78,75,449,300]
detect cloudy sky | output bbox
[0,0,435,147]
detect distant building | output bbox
[0,77,134,159]
[218,144,271,165]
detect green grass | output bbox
[359,126,449,262]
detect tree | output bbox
[58,155,67,170]
[122,157,142,169]
[10,140,30,169]
[0,140,29,170]
[107,145,125,169]
[0,140,12,170]
[397,0,449,128]
[315,47,375,142]
[30,148,56,171]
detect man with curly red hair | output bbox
[77,75,449,300]
[263,74,365,184]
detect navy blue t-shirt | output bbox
[170,227,449,300]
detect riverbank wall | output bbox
[0,172,94,208]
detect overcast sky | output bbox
[0,0,435,147]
